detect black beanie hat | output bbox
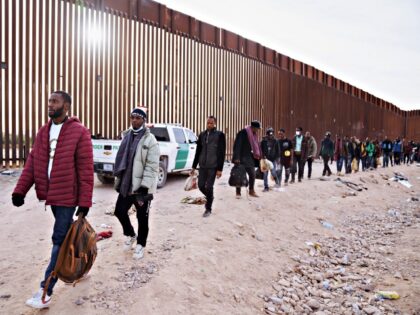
[131,108,147,119]
[251,120,261,129]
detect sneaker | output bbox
[203,210,211,217]
[263,187,269,192]
[274,183,281,188]
[298,178,302,182]
[123,235,137,251]
[26,289,51,309]
[290,179,295,184]
[236,192,241,199]
[133,244,144,259]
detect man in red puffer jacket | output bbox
[11,91,93,309]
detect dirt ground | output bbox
[0,161,419,315]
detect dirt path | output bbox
[0,162,419,314]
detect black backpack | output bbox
[228,164,249,187]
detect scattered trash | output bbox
[96,230,113,241]
[100,223,112,229]
[387,209,400,217]
[342,191,357,197]
[335,178,367,191]
[319,220,334,229]
[375,291,400,300]
[181,196,207,205]
[305,241,322,251]
[389,172,413,188]
[322,280,330,290]
[273,187,285,192]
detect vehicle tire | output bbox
[157,160,167,188]
[97,173,114,185]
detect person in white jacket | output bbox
[113,108,160,259]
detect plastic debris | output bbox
[181,196,207,205]
[375,291,400,300]
[319,220,334,229]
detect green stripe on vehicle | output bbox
[175,144,189,169]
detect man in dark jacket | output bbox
[381,136,392,167]
[291,126,308,183]
[261,127,280,191]
[11,91,93,309]
[191,116,226,217]
[232,120,261,198]
[277,128,293,185]
[320,131,334,176]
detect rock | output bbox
[0,294,11,299]
[352,303,361,315]
[233,294,241,303]
[215,236,223,241]
[307,298,321,310]
[264,303,276,313]
[280,303,291,313]
[278,279,290,287]
[363,306,380,315]
[269,296,282,305]
[314,312,327,315]
[75,298,85,305]
[394,271,402,279]
[203,291,211,297]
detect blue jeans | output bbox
[263,163,279,188]
[336,157,344,172]
[383,152,390,167]
[40,206,75,296]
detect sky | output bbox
[156,0,420,111]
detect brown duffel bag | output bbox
[42,215,97,302]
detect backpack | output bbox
[228,164,249,187]
[42,215,97,301]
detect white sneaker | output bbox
[25,288,51,309]
[123,235,137,251]
[133,245,144,259]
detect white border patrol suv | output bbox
[92,123,197,188]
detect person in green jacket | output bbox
[365,138,375,169]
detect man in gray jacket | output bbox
[113,108,160,259]
[191,116,226,217]
[305,131,317,179]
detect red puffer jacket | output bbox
[13,117,94,207]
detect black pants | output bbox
[114,194,151,247]
[322,156,332,175]
[236,165,256,194]
[291,153,305,180]
[307,158,313,178]
[198,168,217,211]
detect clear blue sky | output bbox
[157,0,420,110]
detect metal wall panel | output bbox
[1,0,419,167]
